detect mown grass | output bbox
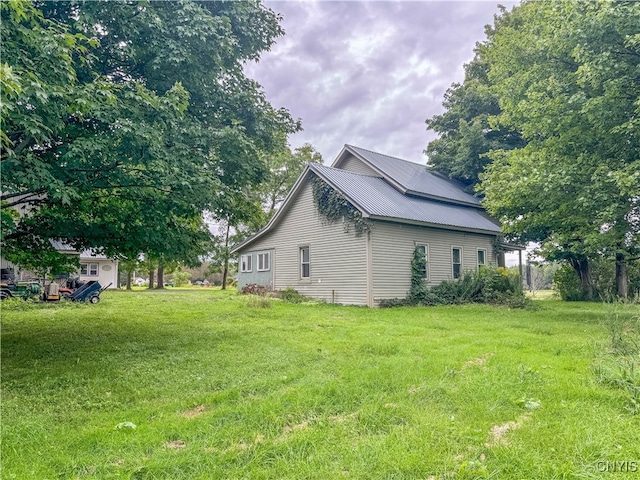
[1,289,639,479]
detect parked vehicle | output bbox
[0,281,41,301]
[69,281,111,304]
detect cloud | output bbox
[246,1,512,165]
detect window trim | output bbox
[240,254,252,273]
[477,248,487,269]
[451,246,463,279]
[299,246,310,280]
[415,243,429,281]
[257,251,270,272]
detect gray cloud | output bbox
[246,1,512,165]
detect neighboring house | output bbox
[231,144,523,307]
[1,241,119,288]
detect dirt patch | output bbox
[485,413,530,447]
[461,352,495,371]
[283,421,309,434]
[181,404,206,418]
[164,440,186,449]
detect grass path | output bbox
[2,290,639,479]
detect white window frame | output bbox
[257,252,270,272]
[81,263,99,276]
[477,249,487,269]
[240,254,252,273]
[452,246,463,279]
[416,243,429,281]
[300,246,310,279]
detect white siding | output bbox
[370,220,497,304]
[337,154,379,176]
[78,258,118,288]
[237,180,368,305]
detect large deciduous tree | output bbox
[479,0,640,298]
[1,0,299,273]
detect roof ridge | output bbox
[346,144,426,167]
[312,162,383,179]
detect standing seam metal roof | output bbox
[310,164,501,233]
[345,145,481,206]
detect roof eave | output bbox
[333,145,409,194]
[368,215,502,236]
[404,188,482,208]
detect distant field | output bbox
[2,290,639,479]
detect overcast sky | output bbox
[246,0,514,165]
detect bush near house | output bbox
[381,265,526,308]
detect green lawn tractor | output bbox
[0,281,41,301]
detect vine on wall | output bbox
[311,175,371,236]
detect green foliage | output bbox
[553,264,584,301]
[385,266,526,308]
[478,0,639,297]
[1,0,299,271]
[407,246,429,304]
[279,287,313,304]
[311,175,371,236]
[261,143,323,217]
[592,305,640,414]
[171,270,191,288]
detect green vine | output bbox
[311,175,371,236]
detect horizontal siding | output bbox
[237,180,368,305]
[370,220,497,304]
[338,154,379,176]
[237,249,275,289]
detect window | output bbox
[300,246,310,279]
[240,254,252,273]
[81,263,99,276]
[477,249,487,268]
[452,247,462,279]
[257,252,270,271]
[416,244,429,280]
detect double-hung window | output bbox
[257,252,270,271]
[300,246,310,279]
[452,247,462,279]
[240,254,252,273]
[81,263,99,276]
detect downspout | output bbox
[366,229,373,307]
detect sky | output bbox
[245,0,514,166]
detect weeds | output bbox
[592,304,640,414]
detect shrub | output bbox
[385,265,528,308]
[553,264,584,301]
[172,271,191,287]
[279,287,310,304]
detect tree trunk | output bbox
[156,263,165,289]
[148,270,155,289]
[569,257,593,300]
[126,270,132,290]
[615,253,628,299]
[221,223,230,290]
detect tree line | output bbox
[426,0,639,299]
[1,0,320,285]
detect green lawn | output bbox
[2,290,639,479]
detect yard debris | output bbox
[181,404,206,418]
[114,421,136,430]
[461,352,495,371]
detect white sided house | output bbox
[232,145,521,307]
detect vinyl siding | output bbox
[236,180,368,305]
[337,153,380,176]
[370,220,497,304]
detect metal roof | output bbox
[310,164,501,234]
[343,145,481,207]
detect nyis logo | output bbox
[596,461,638,473]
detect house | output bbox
[231,145,522,306]
[1,241,119,288]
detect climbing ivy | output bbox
[311,175,371,236]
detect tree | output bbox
[1,0,299,274]
[260,143,323,216]
[476,0,639,299]
[425,37,525,188]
